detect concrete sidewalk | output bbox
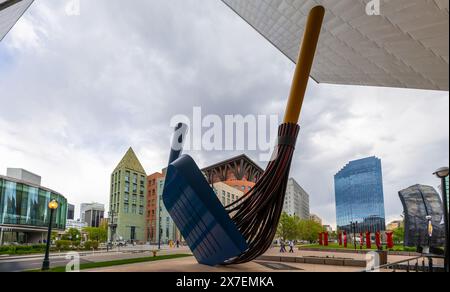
[86,256,364,272]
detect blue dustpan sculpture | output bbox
[162,123,248,266]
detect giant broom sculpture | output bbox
[163,6,325,266]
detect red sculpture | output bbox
[375,231,381,249]
[324,232,329,246]
[366,232,371,249]
[386,231,394,249]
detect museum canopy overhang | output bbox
[222,0,449,91]
[0,0,34,41]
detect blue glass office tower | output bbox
[335,157,386,233]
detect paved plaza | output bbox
[86,247,440,272]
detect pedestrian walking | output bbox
[289,240,295,253]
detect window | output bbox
[124,193,129,203]
[139,206,144,215]
[132,205,137,214]
[133,173,137,184]
[125,171,130,182]
[133,184,137,193]
[132,195,137,204]
[232,194,235,200]
[140,195,144,206]
[124,204,129,213]
[125,182,130,193]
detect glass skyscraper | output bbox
[334,157,386,233]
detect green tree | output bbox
[277,213,301,240]
[393,226,404,244]
[83,227,108,243]
[62,228,81,241]
[298,219,324,243]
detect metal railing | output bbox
[363,254,444,272]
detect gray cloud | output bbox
[0,0,448,226]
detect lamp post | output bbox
[106,211,117,251]
[433,166,449,272]
[158,194,162,250]
[42,200,58,271]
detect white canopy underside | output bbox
[0,0,34,41]
[222,0,449,91]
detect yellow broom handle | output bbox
[284,6,325,124]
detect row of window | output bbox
[123,204,144,215]
[215,190,241,206]
[0,179,67,229]
[111,170,146,193]
[233,185,252,192]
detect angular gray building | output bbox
[0,0,34,41]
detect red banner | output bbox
[375,231,381,249]
[318,232,323,246]
[360,232,364,248]
[366,232,371,249]
[344,231,347,248]
[338,232,342,246]
[386,231,394,249]
[324,232,329,246]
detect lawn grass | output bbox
[27,254,193,272]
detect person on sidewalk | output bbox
[289,240,295,253]
[279,240,286,253]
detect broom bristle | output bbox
[225,123,300,264]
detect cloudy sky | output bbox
[0,0,448,227]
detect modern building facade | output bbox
[155,174,179,244]
[146,172,164,243]
[65,219,87,232]
[0,170,67,245]
[67,204,75,220]
[0,0,34,41]
[282,178,310,220]
[84,208,104,228]
[213,182,244,207]
[79,202,104,225]
[202,154,264,194]
[310,214,322,225]
[109,148,147,243]
[335,157,386,233]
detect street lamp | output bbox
[433,166,449,272]
[158,193,163,250]
[106,210,117,251]
[42,200,59,271]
